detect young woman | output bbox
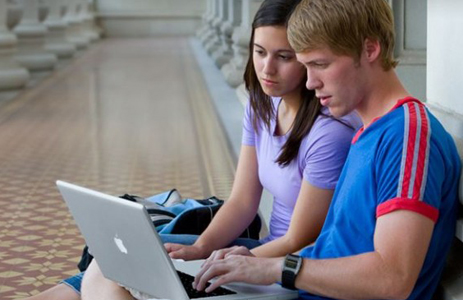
[24,0,361,299]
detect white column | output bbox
[200,0,218,46]
[196,0,213,40]
[204,0,227,55]
[88,0,103,38]
[221,0,262,88]
[0,0,29,90]
[211,0,240,67]
[63,0,90,50]
[13,0,58,72]
[6,0,22,30]
[43,0,76,59]
[77,0,99,42]
[37,0,47,22]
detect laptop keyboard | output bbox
[176,270,236,299]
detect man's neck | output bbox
[356,70,409,127]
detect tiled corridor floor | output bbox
[0,38,236,298]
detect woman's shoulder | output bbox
[338,110,363,130]
[314,108,363,132]
[298,109,361,150]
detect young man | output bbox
[193,0,461,299]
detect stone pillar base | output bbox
[0,31,30,90]
[0,67,29,90]
[83,30,100,43]
[211,20,234,68]
[66,18,91,50]
[14,32,58,71]
[45,43,75,59]
[221,61,245,88]
[92,24,103,39]
[68,37,88,50]
[15,53,57,72]
[82,16,100,42]
[13,12,58,72]
[45,21,77,59]
[212,49,232,68]
[220,26,250,88]
[205,36,221,55]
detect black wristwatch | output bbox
[281,254,303,290]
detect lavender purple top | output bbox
[242,97,362,243]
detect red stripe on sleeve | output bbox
[376,198,439,222]
[401,103,418,198]
[413,104,429,199]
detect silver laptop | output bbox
[57,180,298,300]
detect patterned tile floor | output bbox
[0,38,236,298]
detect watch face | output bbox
[286,259,298,269]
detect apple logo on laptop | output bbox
[114,234,128,254]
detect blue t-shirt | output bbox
[299,97,461,300]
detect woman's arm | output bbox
[165,145,263,260]
[251,181,332,257]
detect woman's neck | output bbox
[280,89,302,115]
[276,92,302,135]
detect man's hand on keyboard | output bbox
[203,246,255,266]
[193,255,282,293]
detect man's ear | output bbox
[363,38,381,63]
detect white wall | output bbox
[417,2,463,297]
[427,0,463,116]
[95,0,207,37]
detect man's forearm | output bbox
[294,252,414,300]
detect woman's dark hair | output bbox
[243,0,323,166]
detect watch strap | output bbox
[281,254,302,290]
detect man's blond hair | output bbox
[287,0,398,70]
